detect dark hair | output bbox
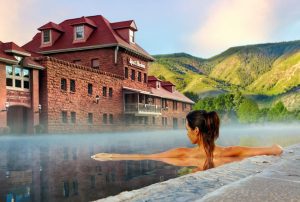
[186,110,220,170]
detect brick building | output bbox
[0,15,194,134]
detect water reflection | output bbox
[0,131,192,202]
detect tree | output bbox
[233,89,244,111]
[184,91,199,102]
[237,98,260,123]
[267,101,288,121]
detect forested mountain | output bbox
[149,40,300,109]
[149,40,300,96]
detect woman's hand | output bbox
[91,153,114,161]
[272,144,283,155]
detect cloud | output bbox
[0,0,38,45]
[188,0,276,57]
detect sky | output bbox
[0,0,300,58]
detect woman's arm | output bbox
[222,144,283,157]
[92,147,191,161]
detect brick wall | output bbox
[48,48,124,76]
[37,57,124,133]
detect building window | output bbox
[70,79,76,92]
[61,78,67,91]
[103,114,107,124]
[71,112,76,123]
[88,113,93,124]
[144,117,148,125]
[131,69,135,80]
[156,81,160,89]
[125,67,128,79]
[75,25,84,40]
[43,30,51,43]
[173,101,178,111]
[88,83,93,95]
[162,117,168,126]
[138,71,142,82]
[6,65,30,90]
[62,111,68,123]
[109,88,113,97]
[182,118,186,126]
[162,99,168,109]
[63,181,70,197]
[144,73,147,83]
[109,114,113,124]
[152,117,155,125]
[102,86,107,97]
[129,30,135,43]
[91,58,100,69]
[182,103,186,111]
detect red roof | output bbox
[2,42,31,56]
[111,20,137,31]
[0,41,44,69]
[23,15,154,61]
[148,76,161,81]
[22,57,44,69]
[38,22,64,32]
[150,87,194,104]
[0,42,18,63]
[70,16,97,28]
[161,81,174,86]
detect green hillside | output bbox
[148,40,300,109]
[149,41,300,94]
[149,53,237,94]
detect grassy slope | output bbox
[248,51,300,95]
[148,41,300,109]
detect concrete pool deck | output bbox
[96,144,300,202]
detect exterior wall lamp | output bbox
[1,102,9,112]
[35,104,42,113]
[95,95,100,104]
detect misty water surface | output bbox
[0,124,300,202]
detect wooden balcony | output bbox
[124,103,162,116]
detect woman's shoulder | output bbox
[214,145,239,157]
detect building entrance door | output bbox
[7,106,29,134]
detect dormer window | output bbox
[156,81,160,89]
[129,30,135,43]
[43,30,51,44]
[75,25,84,40]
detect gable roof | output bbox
[38,22,64,32]
[111,20,137,31]
[150,87,194,104]
[23,15,154,61]
[70,16,97,28]
[2,42,31,56]
[0,41,44,69]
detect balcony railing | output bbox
[125,103,162,115]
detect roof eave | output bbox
[38,43,155,62]
[0,57,18,65]
[4,50,31,57]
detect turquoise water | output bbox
[0,125,299,201]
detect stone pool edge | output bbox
[95,144,300,202]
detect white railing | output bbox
[125,103,162,114]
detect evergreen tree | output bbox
[237,98,260,123]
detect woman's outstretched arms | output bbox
[221,144,283,157]
[92,147,191,161]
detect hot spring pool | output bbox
[0,124,300,202]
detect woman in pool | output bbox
[93,110,283,170]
